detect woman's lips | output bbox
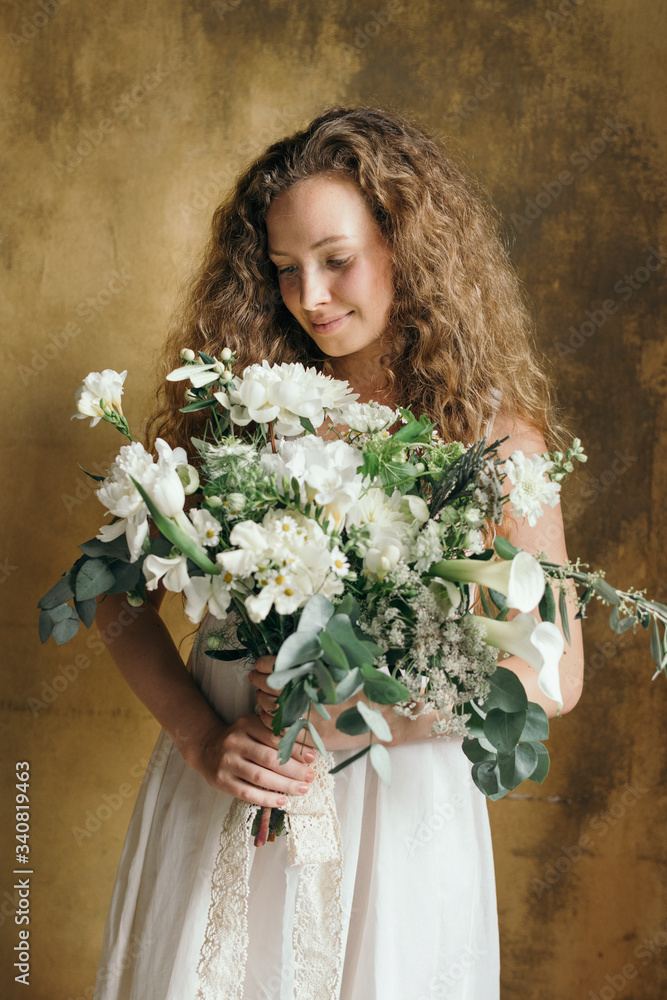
[311,311,353,333]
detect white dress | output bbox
[93,612,500,1000]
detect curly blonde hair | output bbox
[146,104,566,453]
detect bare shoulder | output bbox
[488,410,547,464]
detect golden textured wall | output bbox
[1,1,665,997]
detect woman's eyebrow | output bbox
[268,235,353,257]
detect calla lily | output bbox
[430,551,545,613]
[471,612,564,710]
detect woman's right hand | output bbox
[186,713,317,809]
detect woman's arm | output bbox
[94,587,317,805]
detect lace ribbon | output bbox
[195,750,344,1000]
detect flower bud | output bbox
[221,369,234,381]
[414,462,426,473]
[178,464,200,494]
[180,348,196,362]
[221,348,232,361]
[206,495,223,508]
[125,589,145,607]
[184,389,197,402]
[227,493,246,512]
[213,361,225,374]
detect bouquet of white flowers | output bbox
[40,350,667,844]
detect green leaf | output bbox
[488,588,507,611]
[591,578,621,605]
[319,632,350,672]
[650,621,662,666]
[107,559,143,595]
[79,535,132,561]
[311,700,331,720]
[314,661,337,703]
[471,760,501,797]
[525,741,550,783]
[179,397,219,413]
[379,462,417,488]
[481,667,528,713]
[360,664,411,704]
[336,706,371,736]
[299,416,316,435]
[304,720,328,759]
[521,701,549,741]
[206,648,250,661]
[78,464,105,482]
[462,737,496,764]
[335,593,360,623]
[267,661,317,690]
[494,537,519,560]
[275,632,322,670]
[335,667,364,702]
[130,477,220,575]
[326,615,382,665]
[329,745,371,773]
[75,558,116,601]
[539,582,556,624]
[360,453,381,481]
[558,586,571,645]
[483,708,527,754]
[283,683,310,723]
[369,743,392,784]
[297,594,334,633]
[198,351,215,364]
[74,597,97,629]
[276,717,307,764]
[52,613,81,645]
[498,742,539,789]
[38,573,75,610]
[356,701,392,742]
[38,609,55,643]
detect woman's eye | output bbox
[276,265,297,277]
[328,257,351,267]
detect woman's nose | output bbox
[299,266,332,311]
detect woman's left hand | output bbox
[248,656,407,751]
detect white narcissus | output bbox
[73,369,127,426]
[431,551,545,613]
[471,612,564,710]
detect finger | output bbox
[253,712,317,766]
[255,690,279,715]
[254,655,277,674]
[233,756,315,798]
[248,670,280,694]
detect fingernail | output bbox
[276,796,287,806]
[304,751,315,762]
[304,771,315,782]
[297,784,310,794]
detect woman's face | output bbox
[265,174,394,365]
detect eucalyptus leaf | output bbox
[461,737,495,764]
[483,708,527,754]
[335,593,360,623]
[305,721,328,759]
[480,666,528,713]
[52,615,81,645]
[326,615,381,665]
[539,582,556,624]
[75,558,116,601]
[521,701,549,741]
[107,559,143,594]
[369,743,392,784]
[558,586,571,645]
[275,632,322,671]
[297,594,334,633]
[335,667,364,702]
[471,760,500,797]
[336,706,371,736]
[498,742,539,789]
[356,701,392,742]
[494,537,519,560]
[48,602,76,623]
[488,588,507,611]
[276,717,307,764]
[38,573,75,610]
[283,683,310,723]
[314,661,337,703]
[79,535,132,561]
[74,597,97,629]
[591,578,621,605]
[360,665,411,704]
[319,631,350,672]
[38,609,55,644]
[267,661,317,690]
[525,741,550,783]
[311,700,331,720]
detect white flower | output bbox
[431,551,546,613]
[182,574,231,623]
[149,439,188,518]
[188,508,221,547]
[166,361,221,388]
[73,369,127,426]
[505,452,561,527]
[222,361,357,436]
[143,553,191,593]
[412,520,444,572]
[471,612,564,710]
[462,529,485,555]
[341,401,400,433]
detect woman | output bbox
[93,105,584,1000]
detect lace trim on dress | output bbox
[195,750,344,1000]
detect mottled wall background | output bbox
[1,1,665,997]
